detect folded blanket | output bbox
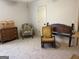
[0,18,15,29]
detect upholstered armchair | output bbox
[41,25,56,48]
[20,23,34,39]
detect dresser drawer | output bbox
[0,27,18,43]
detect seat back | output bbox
[42,26,52,38]
[22,23,32,31]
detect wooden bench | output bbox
[51,23,74,47]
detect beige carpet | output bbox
[0,36,79,59]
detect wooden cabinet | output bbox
[0,27,18,43]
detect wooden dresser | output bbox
[0,27,18,43]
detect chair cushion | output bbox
[42,37,54,42]
[23,31,32,35]
[23,24,31,31]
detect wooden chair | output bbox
[73,32,79,46]
[20,23,34,39]
[71,54,79,59]
[41,25,56,48]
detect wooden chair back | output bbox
[42,26,52,38]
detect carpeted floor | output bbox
[0,36,79,59]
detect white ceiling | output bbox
[10,0,37,2]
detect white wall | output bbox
[29,0,78,35]
[0,0,31,30]
[77,0,79,31]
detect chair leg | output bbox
[1,40,4,44]
[52,42,55,48]
[69,36,72,47]
[32,35,33,38]
[53,36,56,48]
[76,38,78,46]
[22,36,24,39]
[54,41,56,48]
[41,42,44,48]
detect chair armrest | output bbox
[41,36,43,38]
[20,29,23,36]
[52,35,55,41]
[52,35,55,38]
[31,27,33,31]
[52,35,55,37]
